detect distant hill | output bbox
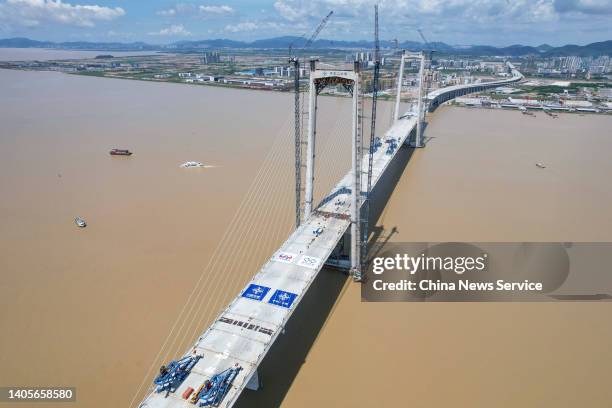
[172,38,246,49]
[0,37,157,51]
[536,44,554,52]
[58,41,155,51]
[546,40,612,57]
[0,37,54,48]
[1,37,611,56]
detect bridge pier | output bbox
[245,369,261,391]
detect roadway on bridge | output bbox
[139,65,522,408]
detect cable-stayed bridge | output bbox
[137,59,522,408]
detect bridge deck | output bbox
[139,65,522,408]
[140,115,416,408]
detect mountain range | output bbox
[1,37,611,57]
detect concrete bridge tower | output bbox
[394,51,426,147]
[304,60,363,279]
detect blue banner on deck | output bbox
[268,289,298,309]
[242,284,271,301]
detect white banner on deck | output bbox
[273,251,298,264]
[297,255,322,270]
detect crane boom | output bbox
[417,28,429,48]
[417,28,434,61]
[373,6,380,62]
[291,55,301,228]
[303,11,334,50]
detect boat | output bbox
[75,217,87,228]
[544,110,558,118]
[536,163,546,169]
[180,161,206,168]
[110,149,132,156]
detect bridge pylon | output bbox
[414,53,426,148]
[395,51,427,148]
[304,60,363,280]
[393,50,405,122]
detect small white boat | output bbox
[536,163,546,169]
[75,217,87,228]
[180,161,206,168]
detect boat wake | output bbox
[179,161,217,169]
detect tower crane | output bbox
[290,11,333,228]
[359,4,380,280]
[416,28,434,61]
[416,27,436,88]
[304,11,333,49]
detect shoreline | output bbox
[0,66,399,100]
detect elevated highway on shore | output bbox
[427,62,523,111]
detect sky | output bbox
[0,0,611,46]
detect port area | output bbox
[451,96,612,114]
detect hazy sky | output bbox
[0,0,610,46]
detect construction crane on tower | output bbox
[417,28,436,61]
[359,4,381,281]
[416,28,434,61]
[416,28,435,90]
[289,10,333,228]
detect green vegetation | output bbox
[488,93,511,100]
[519,81,611,96]
[520,85,570,95]
[569,82,612,89]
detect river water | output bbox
[1,63,611,408]
[275,107,612,408]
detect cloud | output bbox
[199,5,233,14]
[156,3,233,17]
[273,0,612,25]
[156,8,176,17]
[553,0,612,14]
[273,0,562,23]
[270,0,612,43]
[149,24,191,36]
[224,20,282,33]
[156,3,191,16]
[0,0,125,28]
[224,21,260,33]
